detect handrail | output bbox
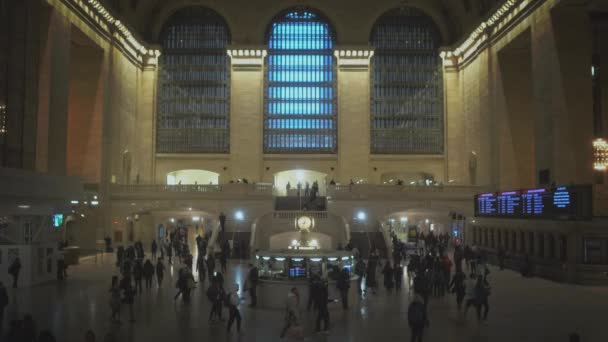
[272,211,329,219]
[110,183,484,199]
[328,184,483,193]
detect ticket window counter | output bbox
[258,257,288,280]
[325,256,354,280]
[256,252,354,281]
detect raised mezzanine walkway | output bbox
[4,255,607,341]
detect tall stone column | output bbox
[442,53,465,184]
[532,6,594,185]
[137,54,160,184]
[335,49,373,184]
[4,0,43,169]
[45,8,71,176]
[227,49,266,182]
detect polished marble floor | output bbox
[4,255,608,342]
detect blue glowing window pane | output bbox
[264,9,336,153]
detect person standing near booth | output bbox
[8,257,21,288]
[219,212,227,233]
[246,263,259,307]
[337,268,350,309]
[0,282,7,333]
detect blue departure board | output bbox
[496,191,521,215]
[477,193,497,215]
[474,185,591,220]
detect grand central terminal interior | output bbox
[1,0,608,341]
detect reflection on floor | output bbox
[4,255,608,341]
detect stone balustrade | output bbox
[109,182,483,201]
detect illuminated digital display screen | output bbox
[475,185,591,220]
[52,214,64,228]
[289,267,306,278]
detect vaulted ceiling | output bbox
[102,0,507,46]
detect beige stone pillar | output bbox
[442,54,466,184]
[137,56,159,184]
[532,6,594,185]
[45,9,71,176]
[334,49,373,184]
[227,49,265,182]
[5,0,42,169]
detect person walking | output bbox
[394,263,404,290]
[336,268,350,309]
[0,282,8,333]
[226,283,242,334]
[354,258,366,295]
[151,240,158,260]
[132,260,143,294]
[155,259,165,288]
[314,280,330,334]
[382,262,394,292]
[280,287,302,339]
[206,254,216,281]
[475,276,491,321]
[206,280,224,322]
[123,281,136,323]
[463,273,479,318]
[366,252,378,294]
[109,276,121,323]
[8,257,21,288]
[142,259,154,290]
[498,244,506,270]
[166,242,173,265]
[220,242,229,274]
[196,255,207,283]
[407,294,429,342]
[247,263,259,307]
[219,212,227,233]
[449,270,466,310]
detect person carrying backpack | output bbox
[408,294,429,342]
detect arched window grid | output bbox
[370,8,444,154]
[264,8,337,154]
[156,8,231,153]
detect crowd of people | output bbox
[1,224,585,342]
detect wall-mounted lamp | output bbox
[593,138,608,171]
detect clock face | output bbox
[297,216,312,230]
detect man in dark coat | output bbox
[0,282,8,333]
[8,258,21,288]
[336,268,350,309]
[314,280,330,333]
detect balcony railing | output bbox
[110,183,274,199]
[272,211,329,219]
[327,184,482,197]
[109,182,482,200]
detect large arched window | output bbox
[264,9,337,154]
[370,8,443,154]
[157,8,230,153]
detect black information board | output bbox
[475,185,592,220]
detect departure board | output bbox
[474,185,592,220]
